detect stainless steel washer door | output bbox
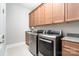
[38,37,54,56]
[29,34,37,56]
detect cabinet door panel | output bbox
[44,3,53,24]
[29,12,35,27]
[66,3,79,21]
[34,9,38,26]
[29,4,45,26]
[35,6,41,26]
[39,4,45,25]
[29,14,33,27]
[53,3,64,23]
[62,40,79,56]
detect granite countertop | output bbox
[62,37,79,43]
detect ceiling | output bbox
[20,3,41,10]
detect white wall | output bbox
[6,3,30,45]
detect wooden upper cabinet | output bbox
[52,3,64,23]
[65,3,79,22]
[29,3,67,27]
[38,4,45,25]
[44,3,53,24]
[29,12,35,27]
[35,4,45,26]
[29,4,45,27]
[34,8,39,26]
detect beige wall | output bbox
[35,21,79,35]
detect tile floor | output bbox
[6,43,33,56]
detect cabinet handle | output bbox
[39,38,52,43]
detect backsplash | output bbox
[34,21,79,36]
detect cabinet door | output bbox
[66,3,79,21]
[29,14,32,27]
[38,4,45,25]
[29,12,35,27]
[62,40,79,56]
[34,6,40,26]
[29,4,45,26]
[53,3,64,23]
[44,3,53,24]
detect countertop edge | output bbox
[62,37,79,43]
